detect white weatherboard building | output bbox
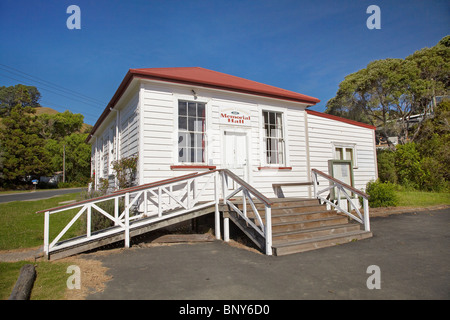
[87,67,378,203]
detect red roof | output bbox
[87,67,320,142]
[130,67,320,105]
[306,109,376,130]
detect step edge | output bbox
[272,230,373,249]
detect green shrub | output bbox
[394,143,424,189]
[420,157,449,192]
[377,149,397,184]
[365,180,399,208]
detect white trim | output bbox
[172,95,211,166]
[304,111,312,197]
[259,106,288,167]
[332,141,358,168]
[138,83,145,185]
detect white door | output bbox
[224,131,249,184]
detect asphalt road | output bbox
[86,208,450,301]
[0,188,85,203]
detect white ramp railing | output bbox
[220,170,273,255]
[37,169,274,258]
[312,168,370,232]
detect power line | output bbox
[0,72,106,110]
[40,99,101,119]
[0,63,106,106]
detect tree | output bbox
[0,105,51,185]
[37,110,84,140]
[326,36,450,146]
[0,84,41,117]
[44,133,91,183]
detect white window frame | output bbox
[332,142,358,168]
[176,99,208,165]
[261,109,287,167]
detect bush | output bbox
[394,143,424,189]
[420,157,449,192]
[377,149,397,184]
[365,180,399,208]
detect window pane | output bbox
[178,116,187,130]
[178,132,187,148]
[194,133,203,149]
[197,104,205,119]
[335,147,343,160]
[194,119,204,132]
[276,113,282,129]
[179,101,187,116]
[178,132,187,162]
[188,132,195,148]
[195,148,203,163]
[188,102,196,117]
[178,148,187,162]
[346,149,353,161]
[188,117,195,132]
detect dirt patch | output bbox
[60,256,112,300]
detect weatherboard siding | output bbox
[307,112,377,193]
[91,78,377,206]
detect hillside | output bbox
[0,106,92,133]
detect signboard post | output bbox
[32,179,38,191]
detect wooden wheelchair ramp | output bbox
[47,205,216,261]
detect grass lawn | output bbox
[0,260,72,300]
[396,190,450,207]
[0,193,84,250]
[0,193,85,300]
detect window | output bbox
[263,111,285,165]
[178,101,206,163]
[333,143,356,168]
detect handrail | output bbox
[38,168,274,258]
[312,169,369,199]
[221,169,273,206]
[220,169,272,255]
[311,168,370,232]
[36,171,210,214]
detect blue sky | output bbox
[0,0,448,125]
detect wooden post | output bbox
[363,197,370,231]
[214,171,221,240]
[221,171,227,204]
[114,197,119,226]
[44,211,50,259]
[265,205,272,256]
[312,171,318,199]
[87,205,91,238]
[124,192,130,248]
[224,216,230,242]
[158,187,162,217]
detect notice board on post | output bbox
[328,160,354,200]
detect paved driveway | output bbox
[87,208,450,300]
[0,188,84,203]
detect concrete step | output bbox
[272,223,362,243]
[271,215,348,233]
[272,230,373,256]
